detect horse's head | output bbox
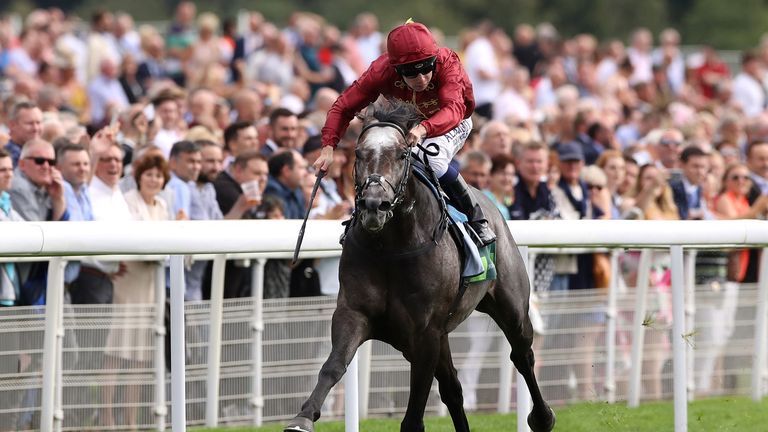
[354,100,424,232]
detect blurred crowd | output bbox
[1,4,768,419]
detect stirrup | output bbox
[471,221,496,247]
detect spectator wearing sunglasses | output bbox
[653,128,684,172]
[9,138,68,222]
[8,138,68,306]
[316,20,495,246]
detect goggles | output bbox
[395,56,437,78]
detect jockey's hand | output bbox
[314,146,335,173]
[405,123,427,147]
[406,124,427,147]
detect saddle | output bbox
[410,158,497,283]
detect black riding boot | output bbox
[442,175,496,246]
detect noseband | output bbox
[355,121,413,210]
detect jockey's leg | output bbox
[414,117,495,246]
[440,172,496,246]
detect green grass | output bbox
[196,396,768,431]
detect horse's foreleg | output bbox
[284,307,369,432]
[434,334,470,432]
[400,330,441,432]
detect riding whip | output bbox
[292,170,327,265]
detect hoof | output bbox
[527,406,555,432]
[284,415,315,432]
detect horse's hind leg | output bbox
[400,329,441,432]
[284,307,369,432]
[479,294,556,432]
[434,334,470,432]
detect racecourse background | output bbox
[2,4,768,431]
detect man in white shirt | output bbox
[463,25,501,119]
[731,51,766,119]
[627,28,654,84]
[652,28,686,95]
[69,133,131,305]
[352,12,383,67]
[152,92,186,159]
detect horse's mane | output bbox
[362,98,426,133]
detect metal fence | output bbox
[0,258,764,431]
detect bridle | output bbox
[354,121,413,211]
[347,120,450,261]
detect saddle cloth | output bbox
[411,159,496,281]
[447,205,497,281]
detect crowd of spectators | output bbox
[1,3,768,420]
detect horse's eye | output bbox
[400,152,408,160]
[355,149,362,159]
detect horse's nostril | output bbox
[378,201,392,212]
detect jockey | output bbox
[315,19,496,246]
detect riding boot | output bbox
[442,175,496,246]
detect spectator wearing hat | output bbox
[550,141,591,292]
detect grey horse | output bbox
[285,100,555,432]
